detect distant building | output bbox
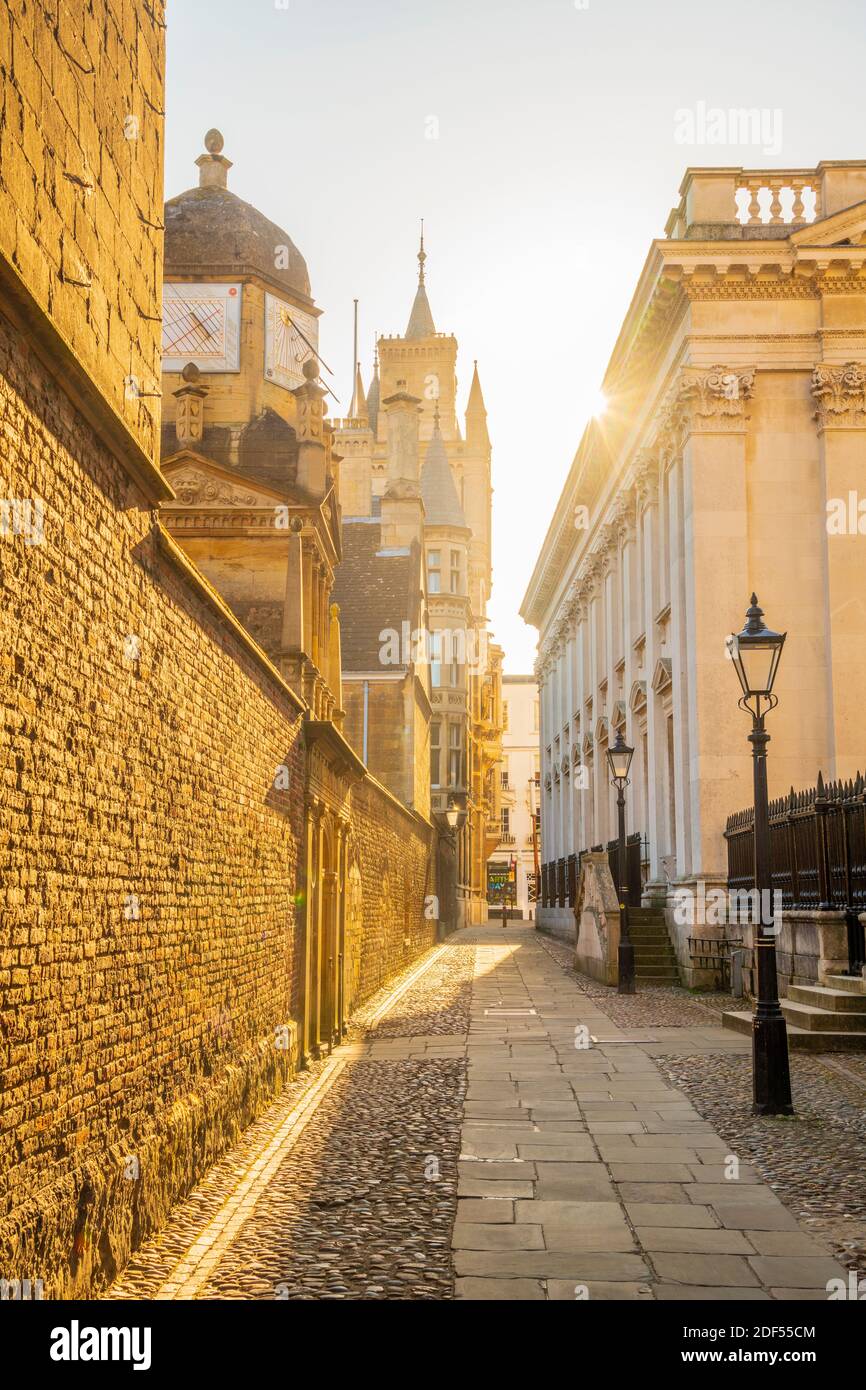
[488,676,541,917]
[333,235,504,924]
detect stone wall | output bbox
[350,776,437,1001]
[0,304,444,1295]
[0,307,310,1297]
[0,0,166,465]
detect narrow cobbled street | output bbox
[105,927,856,1302]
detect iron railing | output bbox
[541,832,646,910]
[725,771,866,975]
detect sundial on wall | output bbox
[264,293,319,390]
[162,283,242,373]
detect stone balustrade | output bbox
[665,161,866,238]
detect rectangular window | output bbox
[532,700,539,732]
[448,722,463,789]
[450,549,461,593]
[428,550,441,594]
[502,701,509,731]
[430,720,441,788]
[500,807,510,836]
[430,631,442,687]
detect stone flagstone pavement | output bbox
[453,925,847,1301]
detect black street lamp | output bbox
[606,728,635,995]
[727,594,793,1117]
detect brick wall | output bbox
[0,309,308,1296]
[0,0,165,464]
[351,777,437,1002]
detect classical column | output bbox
[635,447,664,885]
[664,441,693,878]
[812,361,866,777]
[679,366,756,879]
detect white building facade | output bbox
[522,163,866,971]
[488,676,541,917]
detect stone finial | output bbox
[196,129,232,190]
[174,365,208,446]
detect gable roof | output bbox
[332,521,423,671]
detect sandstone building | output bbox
[522,163,866,978]
[332,238,505,925]
[0,4,435,1297]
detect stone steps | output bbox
[788,983,866,1013]
[722,1009,866,1052]
[630,910,680,984]
[781,1000,866,1032]
[824,973,866,994]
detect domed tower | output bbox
[159,131,343,721]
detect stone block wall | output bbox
[351,776,437,1001]
[0,0,165,464]
[0,308,308,1297]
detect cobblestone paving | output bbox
[106,943,467,1301]
[351,943,475,1038]
[198,1058,463,1299]
[654,1052,866,1277]
[537,930,732,1028]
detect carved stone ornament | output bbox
[812,362,866,430]
[677,365,756,426]
[633,447,659,510]
[171,466,260,508]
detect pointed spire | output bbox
[367,333,380,434]
[418,219,427,285]
[350,363,367,423]
[466,359,490,446]
[405,222,436,339]
[421,412,467,529]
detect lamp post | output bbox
[606,729,635,995]
[443,798,464,937]
[727,594,793,1117]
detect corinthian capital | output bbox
[633,447,659,510]
[812,362,866,431]
[676,364,756,429]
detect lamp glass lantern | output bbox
[728,594,786,701]
[606,729,634,786]
[445,800,460,830]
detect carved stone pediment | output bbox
[163,454,288,509]
[629,679,648,711]
[652,657,673,694]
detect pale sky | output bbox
[164,0,866,673]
